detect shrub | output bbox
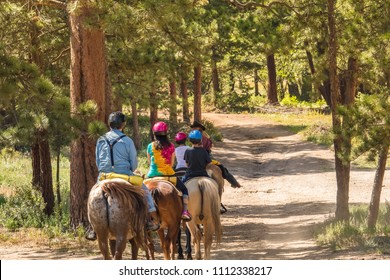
[0,184,47,229]
[316,204,390,252]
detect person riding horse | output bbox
[146,121,191,221]
[190,120,243,188]
[86,111,160,241]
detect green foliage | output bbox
[316,204,390,252]
[0,184,47,229]
[280,94,300,107]
[340,92,390,162]
[0,150,71,231]
[303,121,334,147]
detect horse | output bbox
[176,164,224,260]
[144,179,183,260]
[185,177,222,260]
[87,178,150,260]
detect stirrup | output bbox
[181,210,192,221]
[220,203,227,214]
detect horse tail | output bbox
[207,180,222,244]
[101,179,148,246]
[198,181,205,221]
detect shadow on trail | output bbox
[213,202,336,260]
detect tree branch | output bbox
[51,47,70,63]
[223,0,307,16]
[32,0,67,10]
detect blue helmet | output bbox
[189,130,202,141]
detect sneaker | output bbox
[85,230,97,241]
[231,183,243,188]
[181,210,192,221]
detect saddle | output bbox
[99,172,143,187]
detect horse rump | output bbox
[87,178,148,259]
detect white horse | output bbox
[185,177,222,260]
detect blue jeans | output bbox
[142,184,156,212]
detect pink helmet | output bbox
[175,132,187,142]
[152,121,168,135]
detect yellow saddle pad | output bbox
[99,172,143,187]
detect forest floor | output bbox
[1,112,390,260]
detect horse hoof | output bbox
[186,255,193,260]
[178,254,184,260]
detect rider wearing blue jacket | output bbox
[86,112,159,241]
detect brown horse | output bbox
[144,179,183,260]
[185,177,222,260]
[87,178,149,260]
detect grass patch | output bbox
[315,204,390,254]
[258,110,333,147]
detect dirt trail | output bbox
[203,112,390,260]
[1,112,389,260]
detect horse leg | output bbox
[96,231,111,260]
[113,236,127,260]
[128,239,139,260]
[203,223,214,260]
[109,239,116,259]
[185,226,192,260]
[187,222,201,260]
[176,228,184,260]
[147,233,155,260]
[157,228,171,260]
[169,225,180,260]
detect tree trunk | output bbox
[254,68,260,96]
[266,53,279,104]
[211,55,220,105]
[131,99,141,150]
[31,141,41,188]
[56,146,61,212]
[194,65,202,122]
[28,3,55,216]
[180,73,190,123]
[305,49,332,106]
[328,0,350,221]
[69,3,110,228]
[149,89,158,140]
[38,129,54,216]
[367,145,389,228]
[230,71,235,91]
[169,79,178,128]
